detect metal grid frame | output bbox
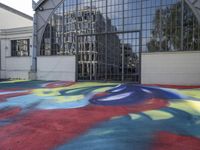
[39,0,200,82]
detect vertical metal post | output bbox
[0,40,1,79]
[181,0,184,50]
[30,1,36,80]
[91,0,96,80]
[139,0,143,84]
[105,0,108,81]
[159,0,162,51]
[62,3,65,54]
[122,0,125,82]
[75,0,79,81]
[89,0,92,81]
[31,13,37,80]
[122,37,125,82]
[50,18,52,54]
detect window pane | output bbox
[11,39,30,56]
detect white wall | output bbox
[0,7,32,29]
[2,57,32,79]
[37,56,76,81]
[142,51,200,85]
[0,27,33,80]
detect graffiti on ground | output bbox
[0,80,200,150]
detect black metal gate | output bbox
[77,31,141,83]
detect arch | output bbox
[35,0,64,55]
[185,0,200,24]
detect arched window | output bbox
[40,0,200,55]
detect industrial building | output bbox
[1,0,200,85]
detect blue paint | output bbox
[90,84,189,106]
[0,81,53,89]
[56,107,200,150]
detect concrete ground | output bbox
[0,80,200,150]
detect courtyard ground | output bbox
[0,80,200,150]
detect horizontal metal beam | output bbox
[77,30,141,37]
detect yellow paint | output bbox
[143,110,173,120]
[0,80,28,84]
[129,114,141,120]
[56,95,85,103]
[32,82,117,97]
[54,82,118,91]
[92,87,113,93]
[33,89,60,97]
[169,100,200,116]
[180,90,200,99]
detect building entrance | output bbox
[77,31,141,83]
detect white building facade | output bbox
[0,3,33,80]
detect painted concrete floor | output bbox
[0,80,200,150]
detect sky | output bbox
[0,0,40,16]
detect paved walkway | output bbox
[0,80,200,150]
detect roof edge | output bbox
[0,2,33,21]
[33,0,46,11]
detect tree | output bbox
[147,1,200,52]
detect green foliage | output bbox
[147,2,200,52]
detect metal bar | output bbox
[89,0,92,81]
[77,30,141,37]
[50,17,52,55]
[159,0,162,51]
[31,14,36,69]
[105,0,108,81]
[91,0,96,80]
[62,3,65,54]
[181,0,184,50]
[122,34,124,82]
[138,0,143,84]
[0,39,1,79]
[122,0,125,82]
[75,0,79,81]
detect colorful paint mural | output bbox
[0,80,200,150]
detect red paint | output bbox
[152,131,200,150]
[0,107,21,120]
[145,84,200,89]
[44,81,75,88]
[0,98,167,150]
[93,92,108,97]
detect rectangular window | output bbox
[11,39,30,56]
